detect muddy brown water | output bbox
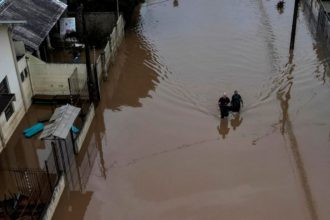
[53,0,330,219]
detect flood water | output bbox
[53,0,330,219]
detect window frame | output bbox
[4,103,14,121]
[0,76,15,121]
[24,68,29,78]
[20,72,25,82]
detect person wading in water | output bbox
[231,90,243,113]
[218,92,230,118]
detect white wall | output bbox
[102,15,125,79]
[96,56,102,85]
[41,175,65,220]
[0,25,25,147]
[75,104,95,153]
[0,136,3,152]
[28,62,87,95]
[17,55,33,108]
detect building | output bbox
[0,21,27,151]
[0,0,67,152]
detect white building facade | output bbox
[0,24,30,152]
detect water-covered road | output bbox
[54,0,330,219]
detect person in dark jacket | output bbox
[218,92,230,118]
[231,90,243,112]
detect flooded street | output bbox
[53,0,330,219]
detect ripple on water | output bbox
[133,0,330,121]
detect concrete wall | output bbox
[0,139,3,152]
[110,15,125,60]
[96,56,102,85]
[104,41,111,76]
[0,25,25,149]
[98,15,125,80]
[117,15,125,46]
[17,55,33,109]
[28,62,87,95]
[76,103,95,153]
[27,53,46,64]
[41,175,65,220]
[85,12,116,35]
[84,12,116,47]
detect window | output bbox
[20,72,25,82]
[4,104,14,120]
[0,0,6,6]
[24,68,29,78]
[19,69,29,83]
[0,77,10,94]
[0,77,14,121]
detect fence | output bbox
[77,133,98,191]
[69,15,125,154]
[0,161,59,219]
[93,15,125,82]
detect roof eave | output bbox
[0,20,26,24]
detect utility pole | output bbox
[80,4,97,104]
[289,0,300,51]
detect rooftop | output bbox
[0,0,67,51]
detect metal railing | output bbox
[0,147,60,219]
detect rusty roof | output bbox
[0,0,67,50]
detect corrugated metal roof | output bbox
[39,104,81,140]
[0,0,67,50]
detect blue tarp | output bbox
[23,122,44,138]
